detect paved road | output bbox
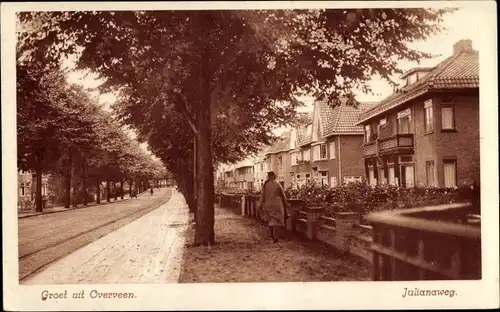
[18,188,173,281]
[22,189,189,284]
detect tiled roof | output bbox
[358,46,479,124]
[296,111,313,146]
[265,131,291,154]
[319,99,374,136]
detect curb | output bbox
[18,189,158,219]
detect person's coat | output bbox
[259,179,287,227]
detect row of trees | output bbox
[17,56,168,212]
[18,8,454,244]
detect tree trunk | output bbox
[120,180,124,199]
[194,58,215,245]
[72,162,78,208]
[129,180,133,197]
[106,181,110,202]
[114,182,118,201]
[35,166,43,213]
[96,181,101,204]
[193,140,198,218]
[64,155,72,208]
[82,162,88,206]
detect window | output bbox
[20,183,25,196]
[312,145,320,161]
[319,144,327,159]
[329,141,336,159]
[388,166,395,185]
[426,161,436,187]
[368,167,376,186]
[441,105,455,130]
[378,168,386,185]
[302,149,310,161]
[443,160,457,188]
[424,100,433,132]
[317,171,327,185]
[364,125,371,143]
[296,174,304,188]
[401,165,415,188]
[397,108,412,134]
[330,176,337,187]
[260,163,264,171]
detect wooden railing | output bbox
[366,203,481,281]
[362,141,377,157]
[363,133,414,157]
[378,133,414,155]
[215,193,481,281]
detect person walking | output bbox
[259,171,289,243]
[150,187,154,195]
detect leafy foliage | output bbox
[282,181,480,217]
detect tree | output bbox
[18,8,453,244]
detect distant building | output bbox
[18,170,49,209]
[356,39,479,188]
[263,130,296,189]
[290,99,373,187]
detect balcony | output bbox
[363,133,414,157]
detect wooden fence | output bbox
[215,193,481,281]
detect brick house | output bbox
[289,99,372,188]
[263,131,295,189]
[356,39,479,188]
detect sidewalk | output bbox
[22,189,190,284]
[178,204,371,283]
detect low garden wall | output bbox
[215,182,481,281]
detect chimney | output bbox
[453,39,473,54]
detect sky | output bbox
[64,6,484,139]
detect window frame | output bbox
[319,143,327,160]
[424,99,434,133]
[397,108,413,134]
[443,159,458,188]
[441,104,456,132]
[425,160,436,187]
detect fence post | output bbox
[334,212,361,253]
[241,196,246,216]
[287,199,303,234]
[305,206,325,240]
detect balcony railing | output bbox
[363,133,414,157]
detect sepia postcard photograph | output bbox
[2,1,499,310]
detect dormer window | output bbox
[407,74,418,86]
[401,67,433,87]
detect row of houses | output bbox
[216,39,480,191]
